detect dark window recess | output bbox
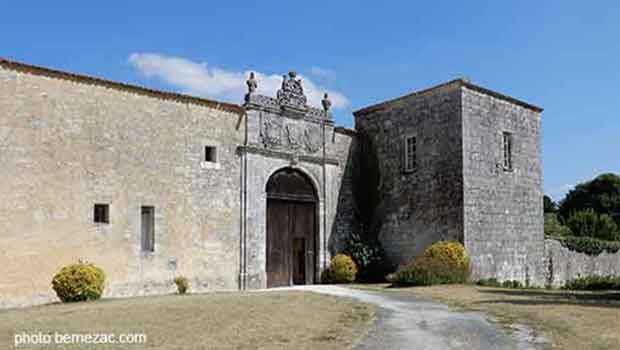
[503,132,513,170]
[205,146,217,162]
[404,136,417,172]
[141,206,155,252]
[94,204,109,224]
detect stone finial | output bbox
[321,93,332,112]
[246,72,257,94]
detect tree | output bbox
[544,213,571,237]
[558,173,620,225]
[544,195,558,214]
[565,209,620,241]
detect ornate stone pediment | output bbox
[244,71,333,123]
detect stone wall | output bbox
[544,239,620,288]
[461,86,545,285]
[0,65,244,308]
[354,83,464,266]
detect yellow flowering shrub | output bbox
[325,254,358,283]
[51,261,105,302]
[174,276,189,294]
[423,240,470,268]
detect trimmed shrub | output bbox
[51,261,105,303]
[174,276,189,294]
[324,254,357,283]
[343,233,391,282]
[551,235,620,255]
[393,256,470,286]
[423,240,470,269]
[563,275,620,291]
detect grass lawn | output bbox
[0,291,375,350]
[354,284,620,350]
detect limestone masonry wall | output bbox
[462,86,545,285]
[354,83,464,266]
[544,239,620,288]
[0,66,244,308]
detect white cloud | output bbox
[128,53,350,109]
[310,66,336,81]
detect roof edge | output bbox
[353,78,543,116]
[0,57,244,115]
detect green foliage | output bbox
[324,254,358,284]
[501,280,523,288]
[476,278,501,287]
[563,275,620,290]
[423,240,470,269]
[343,233,391,282]
[51,261,105,303]
[544,213,572,237]
[393,256,470,286]
[476,278,524,289]
[174,276,189,295]
[566,209,620,241]
[559,173,620,225]
[550,235,620,255]
[544,195,558,214]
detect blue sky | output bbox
[2,1,619,200]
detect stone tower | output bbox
[353,79,544,285]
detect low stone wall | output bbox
[544,239,620,288]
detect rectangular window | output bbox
[404,136,417,172]
[141,206,155,252]
[503,132,513,170]
[205,146,217,163]
[94,204,109,224]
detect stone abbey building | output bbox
[0,59,543,308]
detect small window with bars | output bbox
[94,204,109,224]
[404,136,417,172]
[502,132,513,171]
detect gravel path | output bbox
[276,285,548,350]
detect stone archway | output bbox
[266,167,318,288]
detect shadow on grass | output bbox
[475,288,620,308]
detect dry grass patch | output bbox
[0,291,374,350]
[354,284,620,350]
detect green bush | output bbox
[174,276,189,294]
[544,213,572,237]
[501,280,523,288]
[566,209,620,241]
[343,233,391,282]
[51,261,105,303]
[393,256,470,286]
[324,254,358,283]
[563,275,620,290]
[551,235,620,255]
[476,278,501,287]
[476,278,525,288]
[423,240,470,268]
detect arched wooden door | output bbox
[266,168,318,288]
